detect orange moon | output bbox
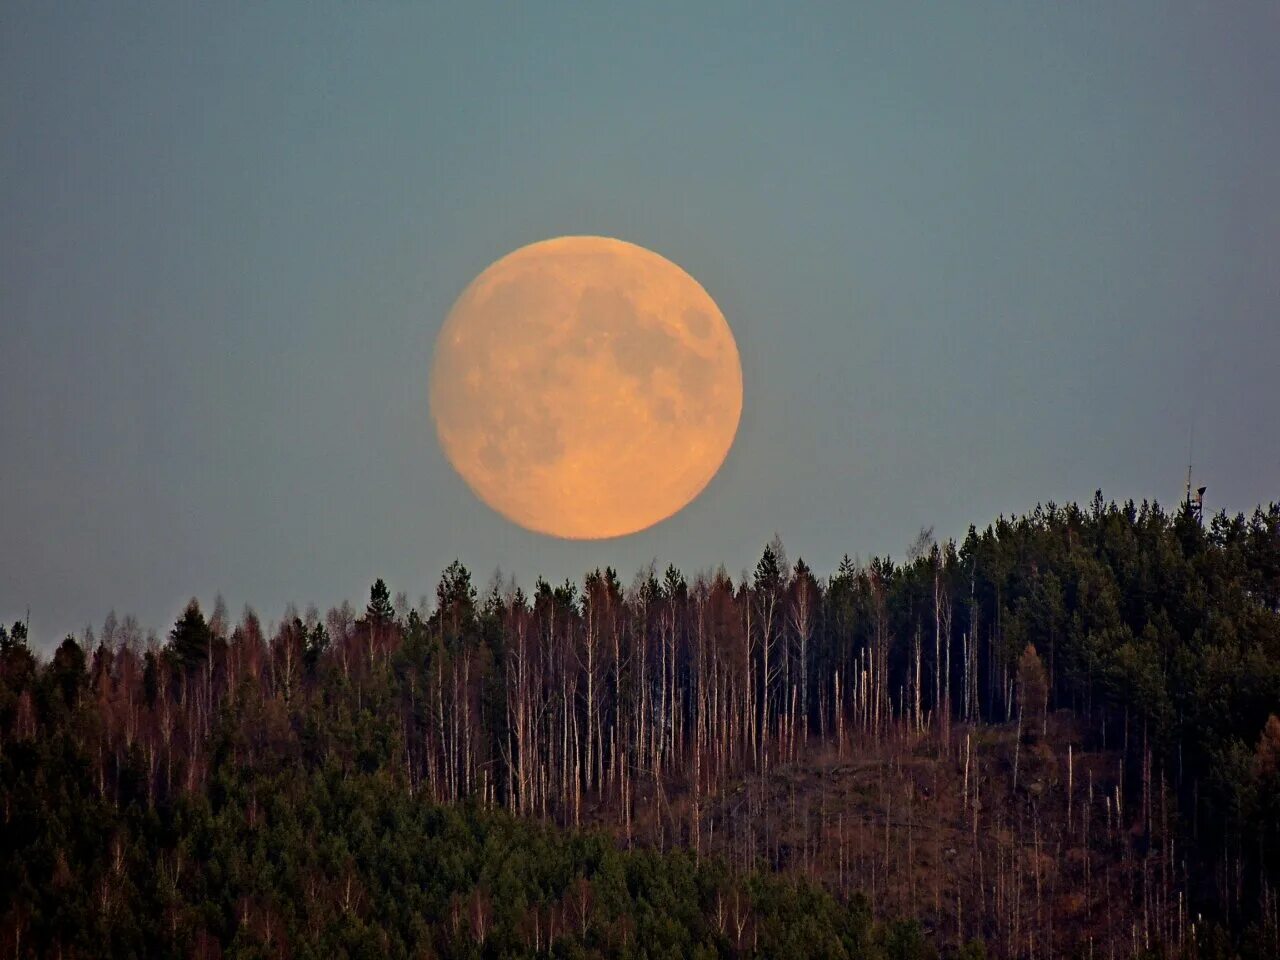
[430,236,743,539]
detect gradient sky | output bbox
[3,3,1277,646]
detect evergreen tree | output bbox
[168,598,211,669]
[49,635,86,708]
[366,577,395,626]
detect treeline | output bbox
[1,494,1278,957]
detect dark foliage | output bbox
[1,495,1278,959]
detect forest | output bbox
[1,494,1278,959]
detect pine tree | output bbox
[50,635,86,707]
[366,578,395,626]
[169,599,211,669]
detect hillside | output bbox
[1,495,1278,958]
[613,713,1174,959]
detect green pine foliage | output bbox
[0,684,887,958]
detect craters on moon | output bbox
[430,236,743,539]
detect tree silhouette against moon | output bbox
[430,236,743,539]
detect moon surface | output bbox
[430,236,743,539]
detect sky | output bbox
[2,3,1277,647]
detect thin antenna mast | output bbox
[1185,430,1192,503]
[1185,426,1204,524]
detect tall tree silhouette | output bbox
[168,599,211,669]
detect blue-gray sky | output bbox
[3,3,1277,646]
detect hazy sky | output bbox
[3,3,1277,646]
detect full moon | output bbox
[430,236,743,539]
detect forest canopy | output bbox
[1,495,1278,959]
